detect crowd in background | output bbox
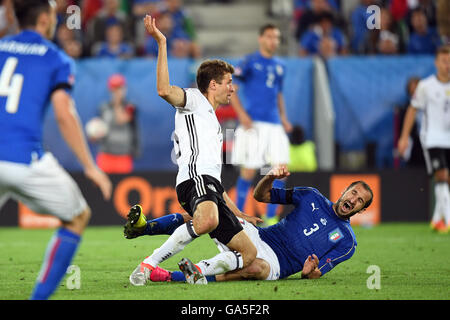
[1,0,448,60]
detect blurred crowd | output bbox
[293,0,449,58]
[0,0,449,60]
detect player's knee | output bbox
[64,206,91,235]
[241,243,257,268]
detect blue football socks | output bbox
[170,270,216,282]
[144,213,185,235]
[30,228,81,300]
[236,176,252,211]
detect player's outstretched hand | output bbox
[267,165,290,180]
[84,166,112,201]
[143,14,166,44]
[302,254,319,277]
[242,213,264,226]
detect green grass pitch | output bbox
[0,223,449,300]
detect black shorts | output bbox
[424,148,450,175]
[176,175,243,244]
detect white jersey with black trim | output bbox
[173,88,223,187]
[411,74,450,149]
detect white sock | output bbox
[143,221,198,267]
[436,183,450,225]
[433,183,449,224]
[196,251,243,276]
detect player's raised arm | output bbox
[253,165,290,203]
[143,15,186,108]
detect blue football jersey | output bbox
[258,187,357,278]
[0,30,75,164]
[234,51,285,124]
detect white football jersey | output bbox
[411,75,450,149]
[173,88,223,186]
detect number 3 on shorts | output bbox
[0,57,24,114]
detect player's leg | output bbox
[232,125,261,211]
[133,199,219,283]
[264,124,290,225]
[428,149,449,232]
[216,258,271,281]
[193,217,257,279]
[236,167,256,211]
[123,204,190,239]
[166,258,270,283]
[15,153,90,300]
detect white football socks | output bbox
[143,221,198,267]
[196,251,243,276]
[435,182,450,225]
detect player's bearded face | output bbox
[335,184,370,218]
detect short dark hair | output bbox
[259,23,279,36]
[436,45,450,57]
[13,0,52,29]
[344,181,373,211]
[196,59,234,94]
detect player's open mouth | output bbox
[343,201,353,212]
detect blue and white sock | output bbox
[266,179,285,218]
[171,271,216,283]
[144,213,184,235]
[30,228,81,300]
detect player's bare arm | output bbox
[52,89,112,200]
[222,191,263,226]
[143,15,186,108]
[277,93,292,133]
[397,105,418,157]
[229,84,252,129]
[253,165,290,203]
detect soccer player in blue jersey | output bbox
[125,165,373,282]
[0,0,111,299]
[230,24,293,226]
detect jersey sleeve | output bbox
[177,88,197,112]
[318,242,356,277]
[410,80,426,110]
[233,55,251,82]
[270,188,294,205]
[50,49,75,94]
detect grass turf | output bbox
[0,223,449,300]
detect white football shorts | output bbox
[231,121,290,169]
[0,152,88,222]
[214,218,281,280]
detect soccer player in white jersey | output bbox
[127,15,260,285]
[398,45,450,232]
[0,0,112,299]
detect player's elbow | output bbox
[157,88,170,98]
[253,189,269,203]
[157,84,172,99]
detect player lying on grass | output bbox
[124,165,373,283]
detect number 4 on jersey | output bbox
[0,57,24,114]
